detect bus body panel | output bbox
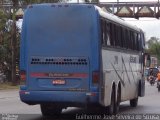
[20,91,99,105]
[20,4,100,95]
[100,49,141,106]
[19,4,145,109]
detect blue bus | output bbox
[19,3,148,115]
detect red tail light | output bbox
[20,70,26,81]
[92,71,99,85]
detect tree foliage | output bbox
[21,0,60,4]
[0,10,9,65]
[21,0,99,4]
[146,37,160,64]
[0,5,20,82]
[0,10,12,81]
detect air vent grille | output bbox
[30,57,88,66]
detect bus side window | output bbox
[125,29,129,49]
[110,23,114,46]
[118,26,122,47]
[141,33,145,50]
[128,30,131,49]
[136,33,140,51]
[122,28,125,48]
[138,33,141,51]
[131,31,136,50]
[100,18,108,47]
[134,33,137,50]
[104,20,107,46]
[139,33,143,51]
[106,22,111,46]
[100,19,105,46]
[130,31,133,49]
[115,25,118,47]
[113,24,116,46]
[120,26,122,47]
[115,25,121,47]
[123,29,126,49]
[116,25,120,47]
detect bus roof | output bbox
[95,6,142,32]
[25,3,142,33]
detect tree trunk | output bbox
[11,0,17,86]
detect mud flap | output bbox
[138,79,145,97]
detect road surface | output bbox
[0,82,160,120]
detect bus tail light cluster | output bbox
[92,71,99,85]
[20,70,26,81]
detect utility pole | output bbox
[11,0,18,85]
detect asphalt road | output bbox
[0,82,160,120]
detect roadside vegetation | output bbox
[145,37,160,65]
[0,82,19,90]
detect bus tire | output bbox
[40,104,62,116]
[158,87,160,92]
[107,89,115,115]
[114,87,121,114]
[130,98,138,107]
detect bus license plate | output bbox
[52,79,65,85]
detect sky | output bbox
[100,0,160,40]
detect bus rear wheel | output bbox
[158,86,160,92]
[130,98,138,107]
[40,104,62,116]
[107,89,116,115]
[114,88,121,114]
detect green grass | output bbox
[0,82,19,90]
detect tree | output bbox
[0,10,13,82]
[146,37,160,54]
[21,0,60,4]
[10,0,18,85]
[146,37,160,64]
[21,0,99,4]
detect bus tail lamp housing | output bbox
[20,70,26,81]
[92,71,99,85]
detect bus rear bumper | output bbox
[19,90,99,105]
